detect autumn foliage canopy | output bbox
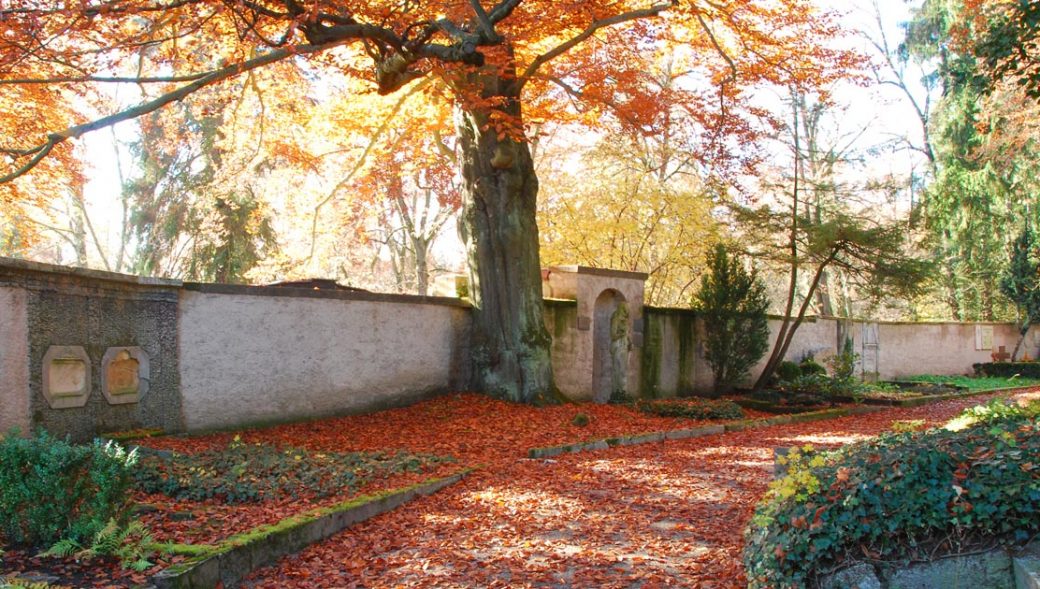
[2,0,856,198]
[1,0,860,401]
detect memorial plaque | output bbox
[41,346,91,409]
[101,347,148,405]
[106,351,139,395]
[975,325,994,351]
[49,358,87,397]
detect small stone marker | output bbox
[992,345,1012,362]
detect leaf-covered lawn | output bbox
[237,390,1037,588]
[4,391,1030,588]
[129,395,773,546]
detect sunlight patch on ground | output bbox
[580,458,730,502]
[779,432,873,446]
[464,486,585,519]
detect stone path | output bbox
[243,393,1016,589]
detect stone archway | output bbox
[592,289,629,403]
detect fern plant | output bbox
[39,518,154,571]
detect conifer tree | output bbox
[694,244,770,395]
[999,225,1040,360]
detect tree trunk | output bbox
[453,73,556,405]
[1012,318,1030,361]
[414,238,429,297]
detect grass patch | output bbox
[900,374,1040,391]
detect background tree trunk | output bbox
[454,76,556,404]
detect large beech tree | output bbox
[0,0,854,403]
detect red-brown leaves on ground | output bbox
[7,391,1034,588]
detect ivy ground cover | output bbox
[238,391,1036,588]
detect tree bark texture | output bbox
[453,74,556,404]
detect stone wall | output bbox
[0,286,29,435]
[640,309,1038,397]
[177,284,471,431]
[0,258,183,441]
[0,258,471,438]
[3,256,1037,439]
[542,266,648,402]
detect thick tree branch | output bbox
[518,2,673,88]
[469,0,501,42]
[0,73,210,85]
[488,0,523,24]
[0,43,339,184]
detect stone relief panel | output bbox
[41,345,91,409]
[101,347,149,405]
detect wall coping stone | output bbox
[547,265,650,280]
[182,282,473,308]
[0,256,182,288]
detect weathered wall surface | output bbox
[178,285,471,431]
[0,286,30,435]
[544,300,583,398]
[877,322,1033,379]
[5,256,1038,439]
[641,309,1038,397]
[0,258,183,441]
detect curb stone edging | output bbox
[526,406,892,459]
[526,384,1030,460]
[889,384,1039,407]
[151,469,473,589]
[723,406,884,432]
[526,425,725,459]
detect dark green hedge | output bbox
[637,397,745,420]
[973,361,1040,378]
[743,402,1040,588]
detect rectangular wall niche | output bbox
[42,346,91,409]
[102,347,148,405]
[975,325,995,351]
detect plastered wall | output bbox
[177,285,472,431]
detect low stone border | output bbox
[151,468,472,589]
[527,406,894,459]
[723,405,884,432]
[884,383,1038,407]
[527,425,726,458]
[819,541,1040,589]
[733,398,831,415]
[527,384,1039,460]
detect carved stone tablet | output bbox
[101,347,148,405]
[42,346,91,409]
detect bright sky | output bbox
[74,0,931,276]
